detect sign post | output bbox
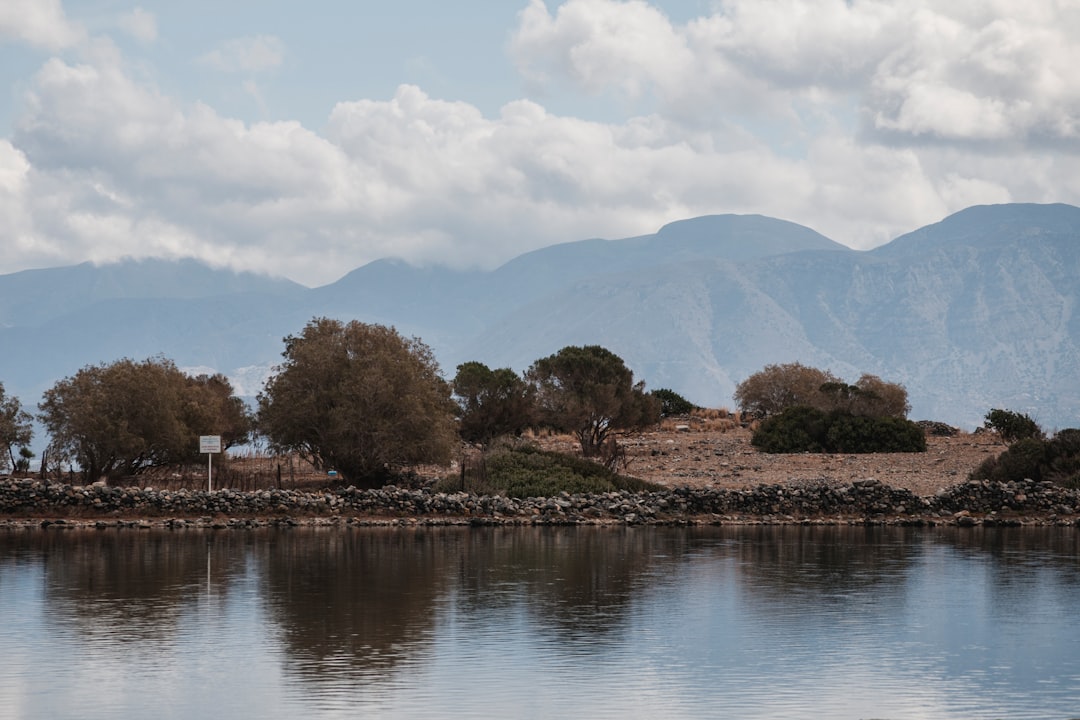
[200,435,222,492]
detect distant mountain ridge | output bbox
[1,205,1077,430]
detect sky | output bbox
[2,0,1079,287]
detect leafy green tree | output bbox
[526,345,660,458]
[452,361,534,446]
[257,318,456,487]
[39,357,251,482]
[983,408,1044,445]
[0,382,33,473]
[650,388,695,416]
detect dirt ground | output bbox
[538,425,1005,497]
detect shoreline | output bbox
[4,476,1078,529]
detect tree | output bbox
[39,357,251,482]
[651,388,695,416]
[734,362,840,418]
[257,318,456,487]
[183,373,252,450]
[735,363,911,419]
[526,345,660,458]
[848,374,911,418]
[452,361,534,446]
[818,374,910,418]
[984,408,1044,445]
[0,383,33,473]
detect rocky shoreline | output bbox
[2,476,1079,529]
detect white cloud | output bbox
[197,35,285,73]
[511,0,1080,145]
[118,7,157,45]
[0,0,84,51]
[0,140,34,255]
[2,1,1080,285]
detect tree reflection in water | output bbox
[24,530,250,645]
[3,524,1079,718]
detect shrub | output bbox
[750,406,830,453]
[971,428,1080,487]
[751,407,926,454]
[983,408,1044,445]
[1045,429,1080,488]
[435,444,662,498]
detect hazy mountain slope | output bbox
[482,214,850,305]
[0,204,1076,431]
[0,258,305,328]
[308,259,491,348]
[0,292,313,401]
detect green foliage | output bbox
[651,388,695,416]
[751,407,927,454]
[14,447,33,473]
[526,345,660,458]
[434,444,662,498]
[971,428,1080,486]
[983,408,1044,445]
[39,357,251,482]
[750,406,830,453]
[1045,429,1080,488]
[257,317,457,488]
[0,382,33,473]
[452,361,534,446]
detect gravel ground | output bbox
[541,426,1005,496]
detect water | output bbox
[1,526,1079,719]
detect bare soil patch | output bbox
[538,426,1004,496]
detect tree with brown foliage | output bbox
[734,362,840,418]
[39,357,251,482]
[257,318,456,487]
[736,363,910,419]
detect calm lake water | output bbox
[1,525,1079,720]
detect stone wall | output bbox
[1,477,1078,527]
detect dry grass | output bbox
[603,426,1004,496]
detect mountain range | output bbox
[1,203,1078,431]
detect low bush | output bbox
[435,443,662,498]
[971,428,1080,487]
[751,407,927,454]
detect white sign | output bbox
[200,435,222,454]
